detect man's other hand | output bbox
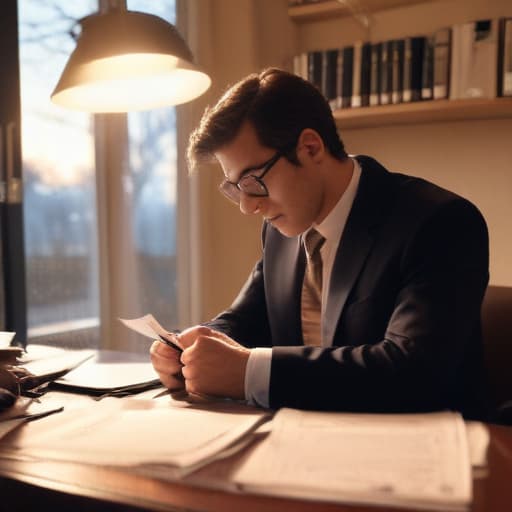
[179,326,250,400]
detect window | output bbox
[17,0,179,351]
[19,0,100,347]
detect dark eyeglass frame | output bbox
[219,149,284,204]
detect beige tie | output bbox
[301,228,325,346]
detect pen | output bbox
[158,332,183,353]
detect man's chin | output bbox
[273,223,308,238]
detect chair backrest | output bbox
[481,285,512,411]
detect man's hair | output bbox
[187,68,347,172]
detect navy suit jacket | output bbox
[207,156,489,419]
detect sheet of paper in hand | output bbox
[119,315,182,352]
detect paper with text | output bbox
[234,409,471,511]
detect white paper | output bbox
[0,332,16,347]
[0,398,64,440]
[11,398,270,471]
[234,409,471,511]
[465,421,490,468]
[21,347,95,376]
[56,357,159,390]
[119,314,175,342]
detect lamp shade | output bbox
[51,10,211,112]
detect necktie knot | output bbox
[304,228,325,262]
[303,228,325,294]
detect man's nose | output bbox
[239,193,262,215]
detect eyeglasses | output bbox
[219,150,283,204]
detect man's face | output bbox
[214,122,326,237]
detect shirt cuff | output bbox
[244,347,272,408]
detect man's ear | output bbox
[297,128,325,163]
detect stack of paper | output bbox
[6,398,270,477]
[232,409,472,511]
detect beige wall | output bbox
[182,0,512,323]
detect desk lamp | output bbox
[50,3,210,112]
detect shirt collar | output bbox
[314,157,361,243]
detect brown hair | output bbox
[187,68,347,172]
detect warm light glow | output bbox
[51,53,211,112]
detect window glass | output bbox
[127,0,178,329]
[19,0,100,346]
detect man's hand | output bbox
[179,326,250,400]
[150,338,185,391]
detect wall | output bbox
[183,0,512,324]
[299,0,512,286]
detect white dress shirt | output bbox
[245,158,362,407]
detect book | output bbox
[391,38,405,104]
[341,45,354,108]
[351,42,362,107]
[380,40,393,105]
[360,42,372,107]
[334,47,344,109]
[233,409,472,511]
[322,49,339,109]
[498,17,512,97]
[369,42,382,106]
[433,28,451,99]
[422,34,434,100]
[451,19,498,99]
[403,36,426,102]
[308,50,323,91]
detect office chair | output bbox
[481,285,512,425]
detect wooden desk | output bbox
[0,391,511,512]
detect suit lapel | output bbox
[264,226,305,345]
[323,156,392,345]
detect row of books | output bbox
[293,18,512,110]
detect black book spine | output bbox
[380,40,393,105]
[360,42,372,107]
[308,50,323,91]
[342,46,354,108]
[421,35,434,100]
[370,42,382,106]
[403,36,425,102]
[324,49,339,108]
[433,28,451,99]
[391,39,405,104]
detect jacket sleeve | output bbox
[269,199,489,417]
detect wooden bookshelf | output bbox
[333,98,512,129]
[288,0,433,22]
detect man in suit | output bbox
[150,68,489,419]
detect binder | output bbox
[451,19,498,99]
[403,36,426,102]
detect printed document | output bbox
[233,409,471,511]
